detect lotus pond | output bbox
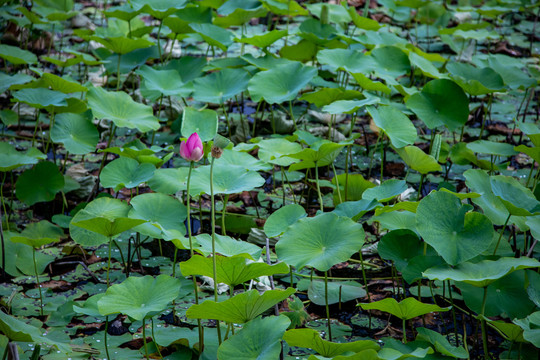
[0,0,539,359]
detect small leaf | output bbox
[359,297,450,320]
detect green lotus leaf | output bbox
[359,297,450,320]
[257,138,303,166]
[322,97,380,115]
[42,73,88,93]
[378,229,426,272]
[189,23,234,52]
[276,212,365,271]
[415,327,468,359]
[316,48,376,73]
[423,257,540,288]
[90,35,154,55]
[192,233,262,260]
[447,62,505,95]
[190,163,265,195]
[366,105,417,148]
[405,79,469,131]
[514,311,540,347]
[0,143,44,172]
[458,270,537,319]
[395,146,441,174]
[15,161,64,205]
[87,86,160,133]
[0,72,34,93]
[333,199,379,221]
[70,197,146,242]
[181,107,218,142]
[180,255,289,286]
[371,46,410,78]
[0,44,38,64]
[363,179,407,202]
[97,275,181,320]
[289,140,345,171]
[147,168,190,194]
[128,193,187,239]
[11,220,63,248]
[220,148,272,171]
[235,29,288,49]
[416,191,494,265]
[332,173,374,206]
[264,204,307,238]
[100,157,155,191]
[12,88,69,109]
[463,169,512,225]
[283,328,379,357]
[490,175,540,216]
[217,315,291,360]
[248,62,317,104]
[377,338,433,360]
[51,111,99,155]
[466,140,518,157]
[214,0,268,27]
[136,65,187,100]
[0,311,70,353]
[298,279,366,306]
[186,288,296,324]
[192,68,249,104]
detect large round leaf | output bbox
[264,204,307,238]
[248,62,317,104]
[283,328,379,357]
[180,255,289,286]
[423,257,540,288]
[405,79,469,131]
[458,270,537,319]
[395,146,441,174]
[187,288,296,324]
[97,275,181,320]
[16,161,64,205]
[416,191,494,265]
[12,88,69,109]
[0,143,44,172]
[0,44,37,64]
[192,68,250,104]
[359,297,450,320]
[87,86,160,133]
[136,65,187,100]
[69,197,144,245]
[181,107,218,142]
[367,105,416,148]
[447,62,505,95]
[51,111,99,155]
[100,157,155,191]
[217,315,290,360]
[490,175,540,216]
[190,163,265,195]
[276,212,365,271]
[11,220,63,248]
[128,193,187,239]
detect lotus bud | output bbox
[179,132,204,162]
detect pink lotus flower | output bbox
[180,133,204,162]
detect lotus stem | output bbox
[402,318,407,343]
[186,161,205,349]
[142,318,149,359]
[116,54,122,91]
[151,318,163,359]
[493,213,511,256]
[324,271,332,341]
[332,163,342,204]
[222,194,228,235]
[0,172,8,231]
[480,286,490,360]
[32,248,43,316]
[104,316,111,360]
[210,156,222,344]
[315,162,324,212]
[106,237,112,287]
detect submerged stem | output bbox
[324,271,332,341]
